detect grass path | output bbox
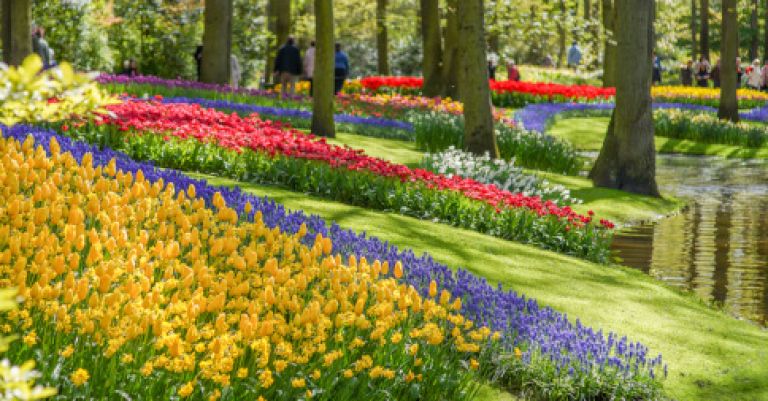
[189,171,768,401]
[549,116,768,158]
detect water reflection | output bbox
[611,155,768,325]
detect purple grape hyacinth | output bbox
[515,102,719,133]
[161,97,414,132]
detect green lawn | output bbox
[549,116,768,159]
[189,172,768,401]
[327,132,684,226]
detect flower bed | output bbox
[651,85,768,108]
[514,102,717,133]
[411,111,581,175]
[162,96,415,141]
[358,76,616,107]
[58,101,611,260]
[655,109,768,147]
[0,124,666,400]
[420,147,578,205]
[0,132,497,400]
[97,73,305,101]
[515,102,768,148]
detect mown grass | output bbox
[189,172,768,401]
[549,116,768,159]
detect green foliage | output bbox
[105,1,203,79]
[32,0,115,72]
[0,55,117,126]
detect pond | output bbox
[610,155,768,326]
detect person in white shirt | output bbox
[303,41,316,96]
[746,58,763,90]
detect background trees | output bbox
[3,0,768,87]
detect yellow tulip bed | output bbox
[0,134,496,400]
[651,85,768,108]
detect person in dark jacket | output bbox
[274,37,302,97]
[680,60,693,86]
[334,43,350,94]
[711,59,721,88]
[195,45,203,81]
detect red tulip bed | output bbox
[358,76,616,107]
[61,100,613,261]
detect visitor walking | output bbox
[274,37,302,98]
[195,45,203,81]
[736,57,743,88]
[762,60,768,91]
[680,60,693,86]
[488,60,496,80]
[31,27,52,69]
[542,54,554,68]
[230,54,241,89]
[652,52,662,85]
[506,60,520,81]
[695,57,710,87]
[711,59,721,88]
[122,59,139,77]
[567,41,582,69]
[334,43,350,95]
[303,41,316,96]
[746,59,763,90]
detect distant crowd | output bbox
[662,55,768,90]
[192,37,349,98]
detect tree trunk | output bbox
[719,0,739,122]
[691,0,698,59]
[750,0,759,61]
[585,0,591,19]
[589,1,600,69]
[311,0,336,138]
[700,0,709,61]
[457,0,498,157]
[1,0,31,66]
[591,0,659,197]
[376,0,390,75]
[442,0,461,99]
[420,0,443,97]
[265,0,291,85]
[601,0,617,87]
[556,0,567,67]
[764,0,768,61]
[201,0,232,84]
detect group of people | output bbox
[677,56,768,90]
[190,38,349,95]
[678,57,721,88]
[273,37,349,97]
